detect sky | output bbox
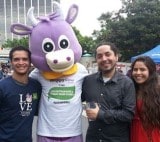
[61,0,122,36]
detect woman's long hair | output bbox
[131,56,160,129]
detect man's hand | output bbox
[86,103,99,120]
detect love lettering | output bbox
[19,94,32,111]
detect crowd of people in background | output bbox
[0,63,12,79]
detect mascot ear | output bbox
[65,4,78,24]
[10,24,32,35]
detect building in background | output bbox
[0,0,60,45]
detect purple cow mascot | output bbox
[11,2,88,142]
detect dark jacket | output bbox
[82,71,136,142]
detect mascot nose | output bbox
[53,57,71,64]
[53,60,58,64]
[66,57,71,61]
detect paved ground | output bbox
[32,115,88,142]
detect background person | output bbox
[130,56,160,142]
[0,63,9,79]
[82,42,136,142]
[0,46,42,142]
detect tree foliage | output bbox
[2,37,29,49]
[73,27,96,54]
[93,0,160,61]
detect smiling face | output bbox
[11,51,31,75]
[96,45,118,77]
[132,61,149,84]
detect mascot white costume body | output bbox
[11,2,88,142]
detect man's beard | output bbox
[99,63,116,74]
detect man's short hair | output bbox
[9,46,31,62]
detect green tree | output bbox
[2,37,29,49]
[93,0,160,61]
[73,27,96,54]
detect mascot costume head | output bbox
[11,2,82,79]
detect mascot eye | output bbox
[42,38,55,53]
[58,35,70,49]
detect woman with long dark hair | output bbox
[131,56,160,142]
